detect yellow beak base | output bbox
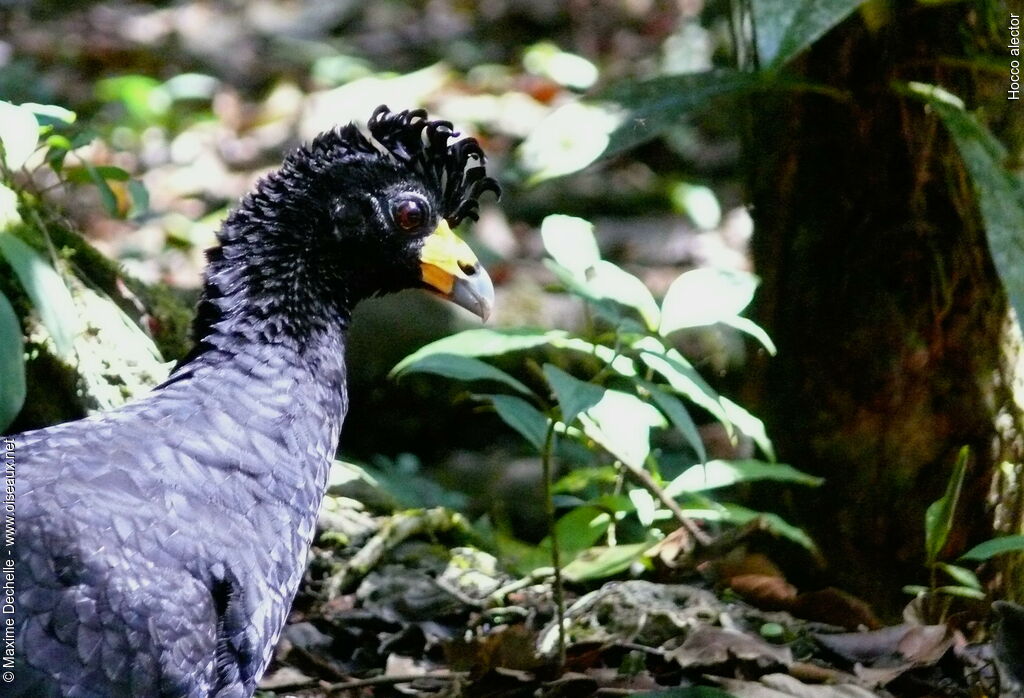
[419,220,495,321]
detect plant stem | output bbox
[632,457,712,547]
[541,417,566,666]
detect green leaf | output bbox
[70,132,96,150]
[45,137,71,173]
[587,261,660,331]
[84,164,120,217]
[548,335,638,377]
[481,393,550,451]
[715,503,819,553]
[665,459,823,497]
[0,101,40,170]
[0,232,78,358]
[518,102,623,181]
[598,70,759,163]
[540,214,600,277]
[562,540,652,582]
[721,315,778,355]
[720,396,775,461]
[96,75,169,123]
[543,364,605,426]
[579,389,666,468]
[549,505,612,556]
[0,289,26,431]
[643,381,707,463]
[65,165,131,183]
[659,268,759,335]
[933,585,987,600]
[541,216,658,328]
[960,534,1024,561]
[523,42,599,90]
[936,562,981,590]
[753,0,872,69]
[553,465,619,493]
[23,102,76,126]
[45,134,73,151]
[924,446,969,565]
[394,353,533,396]
[392,328,557,375]
[905,83,1024,326]
[670,182,721,230]
[45,134,72,150]
[128,180,150,218]
[545,260,645,330]
[522,70,841,179]
[635,337,731,433]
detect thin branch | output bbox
[627,458,712,548]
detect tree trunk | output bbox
[745,1,1023,613]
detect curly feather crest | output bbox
[306,105,500,227]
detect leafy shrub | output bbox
[394,214,821,580]
[0,100,164,430]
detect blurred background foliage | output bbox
[1,0,1022,623]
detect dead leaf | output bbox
[814,623,951,667]
[730,574,799,611]
[666,626,792,672]
[851,662,914,688]
[444,624,546,673]
[700,550,787,583]
[790,588,881,630]
[718,673,882,697]
[895,624,953,664]
[788,661,863,685]
[653,525,696,567]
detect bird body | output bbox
[6,107,497,696]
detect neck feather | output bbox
[186,166,352,362]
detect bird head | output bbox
[197,105,500,353]
[280,105,499,321]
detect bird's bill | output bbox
[419,220,494,321]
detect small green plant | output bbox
[0,100,161,430]
[904,447,987,618]
[905,447,1024,617]
[393,214,822,654]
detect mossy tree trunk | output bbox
[745,2,1023,612]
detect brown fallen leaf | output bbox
[896,624,953,664]
[700,550,788,583]
[814,624,951,666]
[444,624,547,674]
[790,588,881,630]
[730,573,800,611]
[666,626,792,672]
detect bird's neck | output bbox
[161,165,354,489]
[187,165,354,356]
[158,325,349,511]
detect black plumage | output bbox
[6,106,497,697]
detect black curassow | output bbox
[5,106,499,697]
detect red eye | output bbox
[394,198,427,232]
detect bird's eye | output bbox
[393,198,428,232]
